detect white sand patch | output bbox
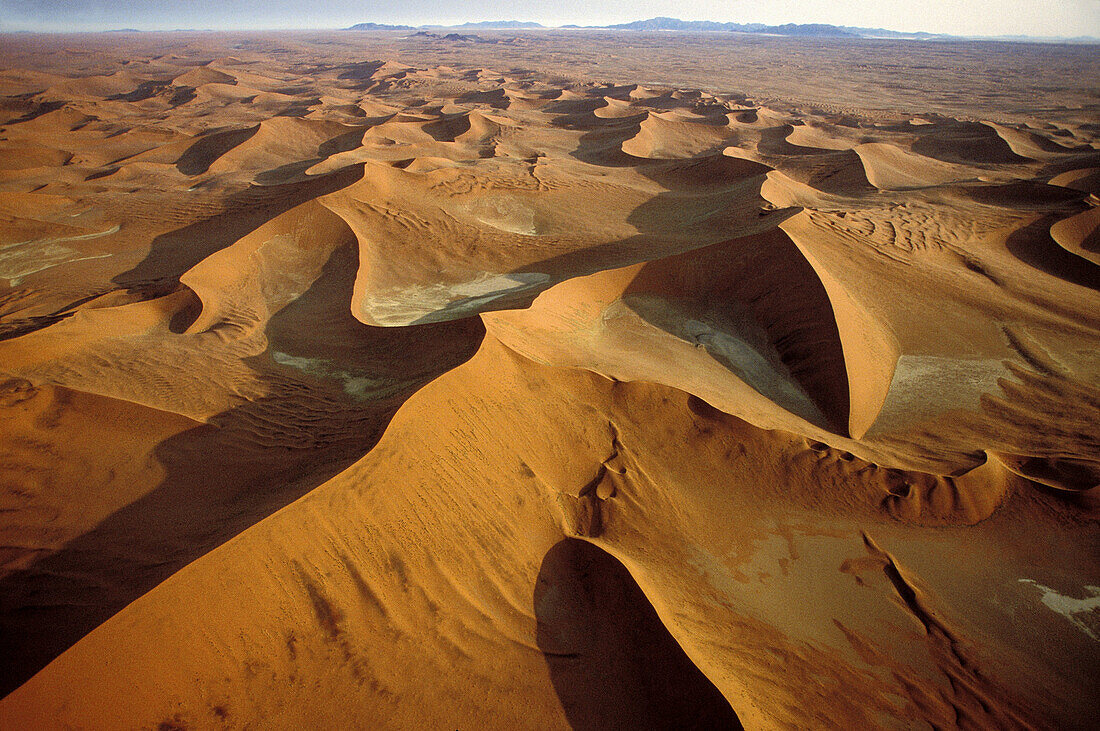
[681,317,812,411]
[463,197,541,236]
[618,295,826,427]
[1,225,119,286]
[271,351,402,400]
[1019,579,1100,641]
[359,271,550,326]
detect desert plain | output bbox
[0,28,1097,729]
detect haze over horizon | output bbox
[2,0,1098,38]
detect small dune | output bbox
[1050,206,1100,265]
[854,141,972,189]
[620,111,738,158]
[172,65,236,87]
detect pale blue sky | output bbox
[2,0,1097,38]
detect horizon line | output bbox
[1,19,1098,44]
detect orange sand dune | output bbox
[0,29,1097,730]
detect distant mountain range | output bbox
[346,22,415,31]
[434,21,545,29]
[601,17,860,38]
[341,18,874,38]
[346,20,541,32]
[342,16,1098,43]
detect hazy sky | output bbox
[2,0,1098,37]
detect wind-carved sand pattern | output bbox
[0,31,1098,730]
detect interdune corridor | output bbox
[0,30,1097,730]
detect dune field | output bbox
[0,29,1097,729]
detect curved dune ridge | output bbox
[0,33,1099,730]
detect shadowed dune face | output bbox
[622,228,851,435]
[535,539,743,730]
[0,230,484,694]
[175,124,260,176]
[0,30,1098,731]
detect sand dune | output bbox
[1050,206,1100,265]
[0,30,1097,730]
[172,65,237,88]
[620,111,739,158]
[854,141,974,189]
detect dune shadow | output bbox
[334,61,388,91]
[335,61,386,81]
[423,113,473,142]
[961,180,1085,210]
[1006,214,1100,291]
[534,538,742,730]
[619,228,852,435]
[111,163,365,296]
[175,124,260,176]
[0,241,485,697]
[3,99,64,125]
[910,120,1028,165]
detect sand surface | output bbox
[0,30,1097,729]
